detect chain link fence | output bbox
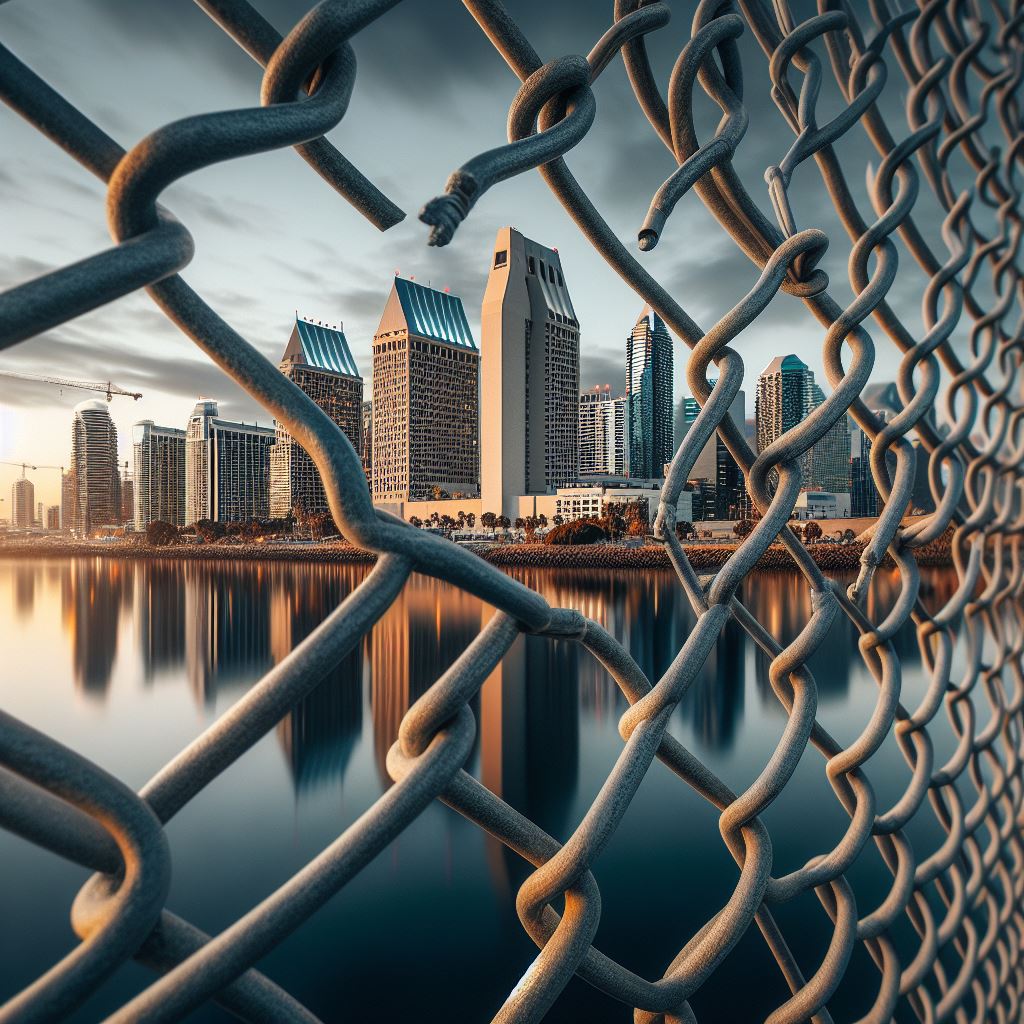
[2,0,1024,1020]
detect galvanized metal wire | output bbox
[2,0,1024,1020]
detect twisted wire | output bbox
[2,0,1024,1020]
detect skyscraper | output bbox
[70,399,120,536]
[61,470,76,533]
[756,354,813,456]
[10,474,34,527]
[372,278,479,503]
[133,420,186,529]
[119,465,134,525]
[757,355,852,498]
[579,386,628,476]
[850,425,881,517]
[481,227,580,518]
[269,316,363,520]
[185,400,275,524]
[680,382,748,519]
[804,383,851,495]
[626,307,673,479]
[360,400,373,488]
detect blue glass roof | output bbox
[394,278,476,349]
[287,317,360,377]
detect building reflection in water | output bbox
[26,556,966,808]
[136,561,186,681]
[13,563,36,620]
[183,562,273,705]
[369,574,481,786]
[60,558,131,699]
[271,565,365,792]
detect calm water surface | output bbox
[0,558,969,1022]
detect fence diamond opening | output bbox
[2,0,1024,1021]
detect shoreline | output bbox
[0,535,954,571]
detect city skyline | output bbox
[0,1,931,511]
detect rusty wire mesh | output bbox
[2,0,1024,1021]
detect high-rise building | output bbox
[861,382,935,512]
[804,383,851,495]
[360,400,373,488]
[372,278,479,503]
[70,399,121,536]
[46,505,60,530]
[626,307,673,479]
[481,227,580,518]
[133,420,186,529]
[36,501,43,527]
[10,474,34,527]
[185,400,275,524]
[269,316,363,520]
[680,381,748,520]
[850,425,881,517]
[119,465,134,525]
[61,470,76,533]
[756,354,813,456]
[579,386,628,476]
[756,355,852,499]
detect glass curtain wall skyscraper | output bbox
[681,381,747,519]
[626,307,673,478]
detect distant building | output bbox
[756,354,813,456]
[119,466,134,525]
[372,278,479,503]
[36,501,43,527]
[804,383,850,495]
[552,479,689,527]
[185,400,275,524]
[133,420,186,529]
[626,307,673,478]
[481,226,580,518]
[61,470,76,533]
[46,505,60,530]
[757,355,851,501]
[10,475,34,527]
[861,382,935,512]
[850,425,881,517]
[70,399,121,536]
[579,386,627,476]
[360,400,373,488]
[794,490,851,520]
[270,316,363,520]
[679,381,748,520]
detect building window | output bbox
[494,250,508,268]
[557,270,563,286]
[527,256,535,275]
[548,265,555,283]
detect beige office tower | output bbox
[269,317,363,519]
[481,227,580,519]
[10,475,34,527]
[371,278,480,503]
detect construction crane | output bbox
[1,461,64,477]
[0,370,141,402]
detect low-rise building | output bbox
[794,490,851,520]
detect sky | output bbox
[0,0,976,510]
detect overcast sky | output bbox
[0,0,973,508]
